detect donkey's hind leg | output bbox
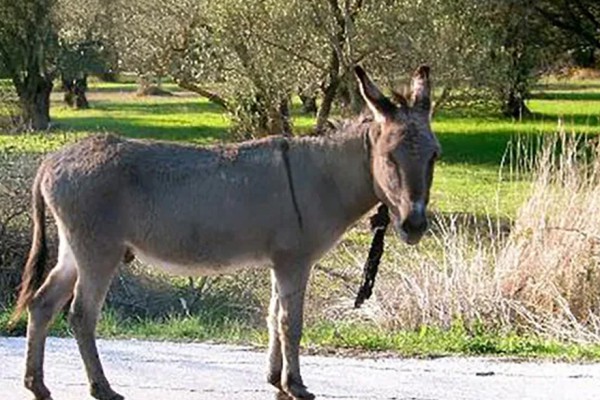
[68,243,124,400]
[24,237,77,400]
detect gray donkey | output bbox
[12,66,440,400]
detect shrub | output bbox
[0,81,21,131]
[0,150,41,308]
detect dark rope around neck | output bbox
[354,203,390,308]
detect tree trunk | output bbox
[502,89,532,119]
[177,81,229,109]
[74,75,89,109]
[345,73,364,115]
[62,74,89,109]
[315,49,341,134]
[63,78,75,107]
[336,72,365,115]
[254,95,270,136]
[315,79,339,135]
[137,74,172,97]
[17,75,53,131]
[500,44,533,119]
[277,98,292,137]
[299,93,317,115]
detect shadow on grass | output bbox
[54,101,525,166]
[435,131,519,165]
[89,99,224,114]
[1,265,267,338]
[531,91,600,101]
[532,112,600,127]
[52,117,227,143]
[436,111,600,166]
[435,126,551,166]
[53,116,542,166]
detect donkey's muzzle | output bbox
[400,210,428,245]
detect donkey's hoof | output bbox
[267,371,283,390]
[33,395,53,400]
[283,380,315,400]
[275,391,293,400]
[90,383,124,400]
[24,376,52,400]
[32,390,52,400]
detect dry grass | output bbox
[319,127,600,343]
[568,68,600,80]
[498,127,600,341]
[106,262,270,324]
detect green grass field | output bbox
[7,79,600,219]
[2,78,600,359]
[6,80,598,219]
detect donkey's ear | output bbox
[411,65,431,112]
[355,66,396,123]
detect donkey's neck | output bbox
[300,123,379,230]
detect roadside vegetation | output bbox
[2,75,600,360]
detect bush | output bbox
[0,81,21,131]
[0,150,41,308]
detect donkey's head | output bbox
[356,66,440,245]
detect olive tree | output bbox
[490,0,556,118]
[56,0,118,108]
[116,0,310,137]
[0,0,119,129]
[0,0,59,130]
[531,1,599,69]
[280,0,502,126]
[535,0,600,55]
[114,0,558,136]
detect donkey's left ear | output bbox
[411,65,431,112]
[355,66,396,123]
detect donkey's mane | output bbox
[320,112,373,140]
[233,111,373,149]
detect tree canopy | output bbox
[0,0,597,133]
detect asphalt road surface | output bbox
[1,337,599,400]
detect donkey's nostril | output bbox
[402,213,428,234]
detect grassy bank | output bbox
[3,308,600,360]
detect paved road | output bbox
[1,337,599,400]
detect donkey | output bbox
[12,66,440,400]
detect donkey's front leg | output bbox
[272,262,315,400]
[266,273,283,389]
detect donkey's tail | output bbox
[10,170,48,324]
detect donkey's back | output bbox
[40,134,309,273]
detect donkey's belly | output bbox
[131,245,271,276]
